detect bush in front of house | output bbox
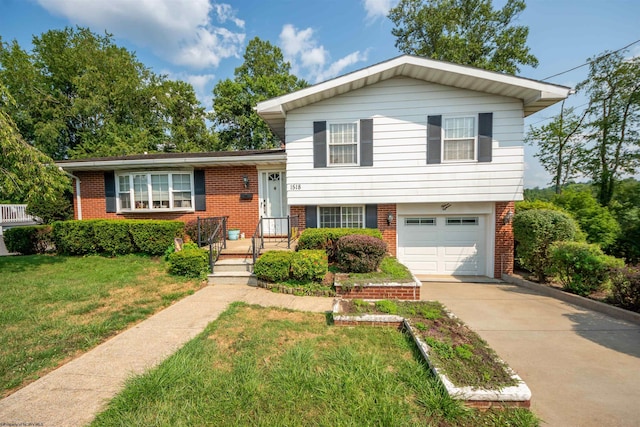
[549,241,624,296]
[128,220,185,256]
[253,251,294,283]
[184,219,199,243]
[94,221,135,255]
[336,234,388,273]
[297,228,383,261]
[290,250,328,282]
[167,247,209,278]
[4,225,53,254]
[609,265,640,312]
[513,209,580,283]
[52,220,100,255]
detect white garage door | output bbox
[398,215,486,275]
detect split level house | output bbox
[57,55,570,279]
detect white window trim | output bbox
[327,120,359,167]
[317,205,365,228]
[442,115,478,163]
[115,170,195,213]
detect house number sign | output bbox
[289,184,302,191]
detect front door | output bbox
[259,171,287,235]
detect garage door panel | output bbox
[398,215,486,276]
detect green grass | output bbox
[336,256,414,286]
[0,254,203,397]
[91,304,538,427]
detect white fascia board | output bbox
[57,153,287,171]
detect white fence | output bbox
[0,204,38,235]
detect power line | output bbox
[542,38,640,81]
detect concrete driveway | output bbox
[421,281,640,427]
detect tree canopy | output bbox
[211,37,307,150]
[0,27,215,160]
[389,0,538,74]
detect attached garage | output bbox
[397,209,491,276]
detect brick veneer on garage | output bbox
[494,201,515,278]
[72,166,261,237]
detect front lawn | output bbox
[91,303,538,427]
[0,254,203,397]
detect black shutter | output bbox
[478,112,493,163]
[305,206,318,228]
[194,170,206,211]
[360,118,373,167]
[427,115,442,164]
[365,204,378,228]
[313,121,327,168]
[104,172,116,213]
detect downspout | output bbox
[59,168,82,220]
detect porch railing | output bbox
[0,204,39,235]
[197,216,228,273]
[251,215,299,264]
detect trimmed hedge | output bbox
[549,241,624,296]
[609,265,640,312]
[254,251,294,283]
[336,234,387,273]
[3,225,52,255]
[167,248,209,278]
[297,228,383,261]
[291,250,328,282]
[52,219,184,256]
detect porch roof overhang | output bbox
[256,55,572,141]
[56,149,287,171]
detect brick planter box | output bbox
[332,299,531,409]
[334,273,422,300]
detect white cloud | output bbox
[36,0,245,69]
[362,0,398,21]
[279,24,368,83]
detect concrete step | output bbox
[208,271,257,286]
[214,258,253,273]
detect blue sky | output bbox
[1,0,639,188]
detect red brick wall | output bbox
[334,285,420,300]
[494,201,515,278]
[73,166,261,237]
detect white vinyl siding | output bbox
[329,122,358,165]
[319,206,364,228]
[285,77,524,206]
[443,116,475,161]
[116,171,194,212]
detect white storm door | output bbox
[260,171,287,235]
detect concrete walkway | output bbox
[0,285,334,427]
[421,281,640,427]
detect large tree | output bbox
[0,27,215,160]
[212,37,307,150]
[577,50,640,206]
[0,83,69,204]
[525,101,587,194]
[388,0,538,74]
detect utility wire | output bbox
[542,38,640,81]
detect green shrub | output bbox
[184,219,199,243]
[52,220,100,255]
[290,250,328,282]
[94,221,135,255]
[549,241,624,296]
[254,251,294,283]
[167,248,209,278]
[336,234,387,273]
[129,220,184,255]
[515,200,566,213]
[297,228,383,261]
[26,193,73,224]
[164,241,199,261]
[609,265,640,312]
[4,225,52,254]
[513,209,580,282]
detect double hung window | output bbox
[328,123,358,165]
[443,117,476,161]
[319,206,364,228]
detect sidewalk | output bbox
[0,285,334,427]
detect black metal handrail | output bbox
[250,215,300,265]
[197,216,228,273]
